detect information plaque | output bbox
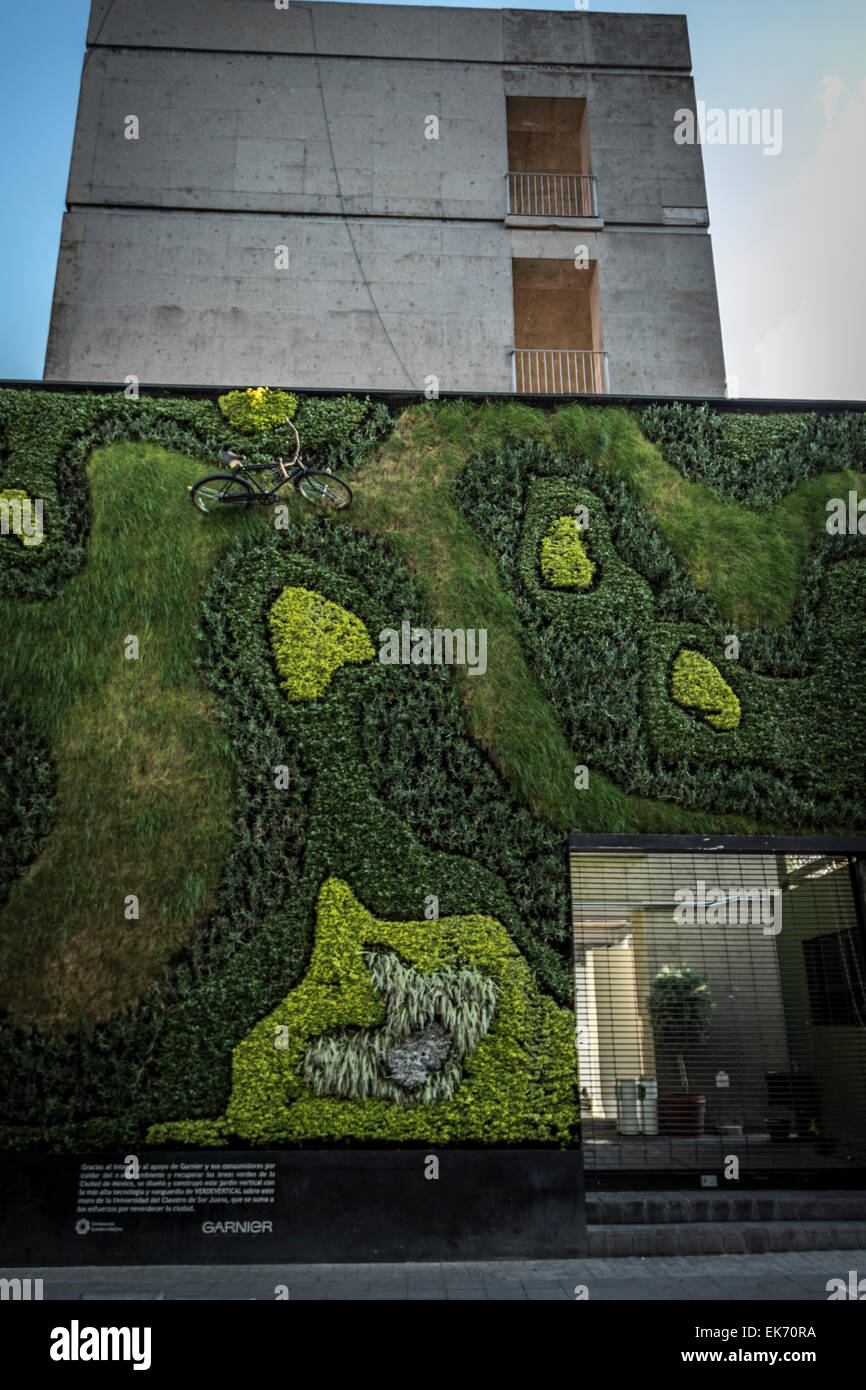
[0,1148,586,1263]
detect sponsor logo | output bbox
[201,1220,274,1235]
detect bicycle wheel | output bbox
[190,473,254,514]
[295,470,353,510]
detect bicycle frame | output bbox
[228,418,304,501]
[232,462,300,502]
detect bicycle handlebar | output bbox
[276,418,301,478]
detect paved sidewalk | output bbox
[10,1250,865,1300]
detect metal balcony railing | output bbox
[506,172,599,219]
[511,349,610,395]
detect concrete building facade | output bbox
[44,1,727,395]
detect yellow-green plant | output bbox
[217,386,298,434]
[540,516,595,588]
[671,649,741,730]
[269,586,375,699]
[146,877,578,1146]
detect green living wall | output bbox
[0,389,863,1150]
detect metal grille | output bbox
[506,172,599,219]
[511,348,610,395]
[569,839,866,1180]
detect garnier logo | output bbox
[202,1219,273,1234]
[49,1321,151,1371]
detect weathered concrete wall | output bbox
[67,51,510,221]
[45,1,726,394]
[46,210,724,395]
[84,1,692,69]
[66,51,709,226]
[44,209,514,389]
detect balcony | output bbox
[506,171,599,221]
[511,348,610,396]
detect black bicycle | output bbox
[189,419,353,514]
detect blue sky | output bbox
[1,0,864,396]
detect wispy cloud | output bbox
[727,77,865,398]
[817,74,846,124]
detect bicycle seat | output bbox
[221,449,245,468]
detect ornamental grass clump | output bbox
[302,949,498,1105]
[540,516,595,589]
[671,648,741,731]
[269,585,375,700]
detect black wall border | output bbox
[3,379,866,415]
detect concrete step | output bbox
[587,1220,866,1257]
[587,1190,866,1226]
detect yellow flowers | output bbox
[540,516,595,589]
[672,649,741,731]
[217,386,298,433]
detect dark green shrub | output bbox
[639,403,866,509]
[294,394,393,470]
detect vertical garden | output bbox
[0,388,863,1150]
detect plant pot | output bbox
[660,1094,706,1137]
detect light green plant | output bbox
[671,649,741,730]
[268,586,375,700]
[540,515,595,588]
[146,877,578,1146]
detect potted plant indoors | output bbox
[647,965,716,1137]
